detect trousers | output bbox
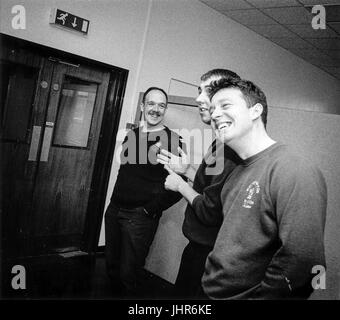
[104,202,160,297]
[175,241,213,299]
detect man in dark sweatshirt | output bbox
[164,77,327,299]
[157,69,241,298]
[104,87,184,297]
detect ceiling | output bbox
[199,0,340,80]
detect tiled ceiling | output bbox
[200,0,340,80]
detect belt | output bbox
[114,204,159,219]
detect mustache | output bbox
[148,111,161,117]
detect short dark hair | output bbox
[142,87,168,104]
[209,78,268,127]
[200,68,240,82]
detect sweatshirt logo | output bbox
[243,181,260,209]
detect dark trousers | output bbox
[174,241,212,299]
[104,202,159,297]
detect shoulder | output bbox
[164,126,185,146]
[268,144,326,191]
[124,127,139,140]
[164,126,182,140]
[270,145,319,173]
[125,127,140,135]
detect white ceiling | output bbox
[200,0,340,80]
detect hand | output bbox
[157,147,189,175]
[164,165,186,192]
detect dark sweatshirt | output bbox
[182,139,239,247]
[111,126,184,216]
[202,143,327,299]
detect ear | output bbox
[251,103,263,121]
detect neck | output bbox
[228,127,276,160]
[141,120,165,132]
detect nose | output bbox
[211,105,221,121]
[196,92,204,104]
[149,103,162,112]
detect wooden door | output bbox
[1,48,54,257]
[1,45,110,256]
[29,61,110,254]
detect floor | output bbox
[1,252,175,300]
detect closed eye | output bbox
[221,104,231,109]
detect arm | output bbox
[143,185,184,218]
[164,169,200,204]
[183,165,197,183]
[164,166,225,226]
[253,160,327,299]
[142,134,187,217]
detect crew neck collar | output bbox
[140,125,168,133]
[241,142,285,166]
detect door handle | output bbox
[40,122,54,162]
[28,126,41,161]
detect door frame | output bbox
[0,33,129,255]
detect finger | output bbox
[164,182,172,191]
[159,149,173,157]
[177,146,187,157]
[164,164,174,174]
[157,154,170,162]
[164,179,174,191]
[156,158,168,165]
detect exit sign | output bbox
[50,8,90,35]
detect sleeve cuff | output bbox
[191,194,202,209]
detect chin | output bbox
[146,117,161,126]
[215,130,231,144]
[148,121,162,127]
[202,118,211,125]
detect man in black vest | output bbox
[105,87,184,298]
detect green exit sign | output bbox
[50,8,90,35]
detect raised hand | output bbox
[157,147,189,175]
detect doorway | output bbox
[0,34,128,259]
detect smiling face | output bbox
[210,87,256,145]
[196,76,220,125]
[141,89,167,128]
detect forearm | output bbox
[183,165,196,182]
[178,181,200,205]
[144,190,182,216]
[190,194,223,226]
[252,241,324,299]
